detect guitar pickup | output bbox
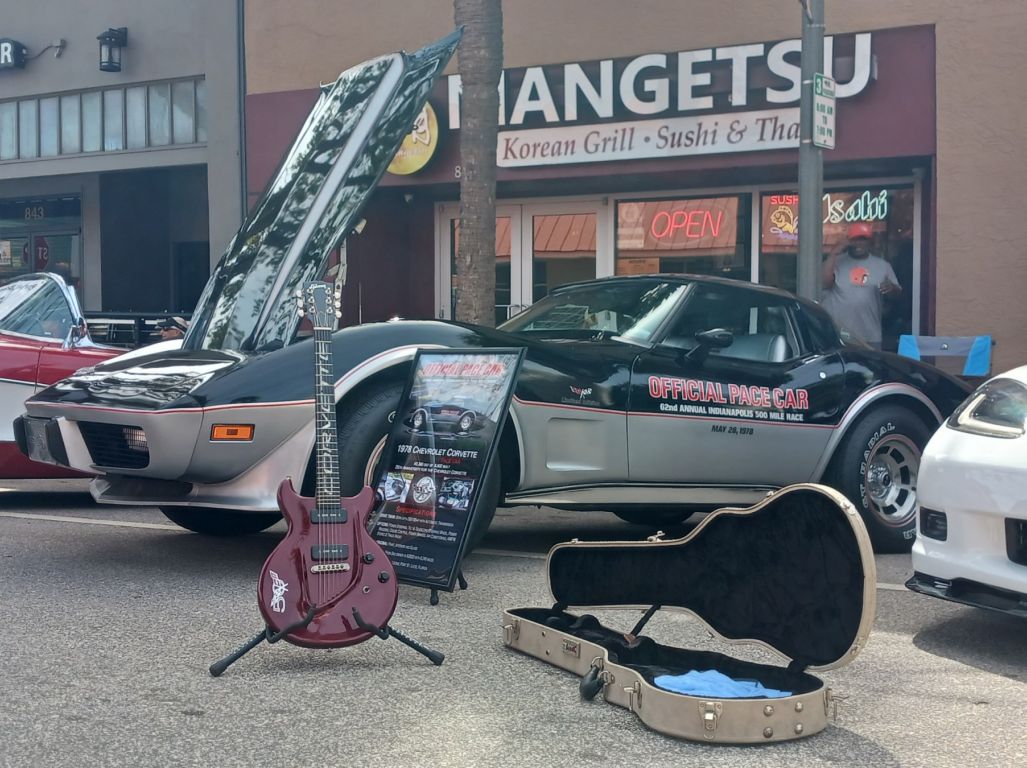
[310,544,350,561]
[311,508,348,524]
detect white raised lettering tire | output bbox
[827,405,932,553]
[336,381,499,551]
[159,507,282,536]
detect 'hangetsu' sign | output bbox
[447,32,872,167]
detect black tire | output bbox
[337,382,499,552]
[613,510,691,527]
[159,507,281,536]
[828,405,933,553]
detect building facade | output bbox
[0,0,244,313]
[245,1,1026,369]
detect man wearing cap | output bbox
[821,222,901,348]
[157,316,189,341]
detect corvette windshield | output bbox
[499,280,688,343]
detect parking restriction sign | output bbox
[813,73,836,149]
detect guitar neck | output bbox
[313,327,340,511]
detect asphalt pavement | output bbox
[0,481,1025,768]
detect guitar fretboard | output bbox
[313,327,340,514]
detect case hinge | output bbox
[645,530,666,542]
[502,619,520,645]
[699,701,723,739]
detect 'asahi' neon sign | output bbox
[823,190,889,224]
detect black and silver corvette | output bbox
[15,33,970,552]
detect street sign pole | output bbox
[796,0,825,301]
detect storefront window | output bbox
[616,196,751,281]
[760,186,915,350]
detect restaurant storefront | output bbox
[244,0,1027,370]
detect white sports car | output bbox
[907,366,1027,617]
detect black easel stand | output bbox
[429,569,468,606]
[209,605,444,677]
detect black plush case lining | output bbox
[547,487,867,669]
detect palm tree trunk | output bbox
[453,0,503,326]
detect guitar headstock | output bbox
[296,281,342,331]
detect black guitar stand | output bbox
[209,605,318,677]
[209,604,445,677]
[428,569,468,606]
[351,608,445,666]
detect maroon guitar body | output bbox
[256,281,398,649]
[257,480,398,648]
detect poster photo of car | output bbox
[438,478,475,513]
[372,348,524,590]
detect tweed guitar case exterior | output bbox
[502,483,876,744]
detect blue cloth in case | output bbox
[654,670,792,699]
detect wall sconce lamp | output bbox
[97,27,127,72]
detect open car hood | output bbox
[183,30,460,353]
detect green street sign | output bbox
[813,73,836,150]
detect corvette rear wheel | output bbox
[337,381,499,551]
[159,507,281,536]
[829,405,932,553]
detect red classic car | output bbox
[0,273,120,477]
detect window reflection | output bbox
[759,187,914,351]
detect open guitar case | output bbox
[502,483,876,744]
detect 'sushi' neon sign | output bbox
[650,209,724,240]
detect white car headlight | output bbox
[947,378,1027,438]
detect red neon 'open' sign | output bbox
[650,209,724,240]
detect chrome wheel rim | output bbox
[412,411,424,429]
[459,414,473,432]
[863,434,920,526]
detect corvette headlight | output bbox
[947,378,1027,438]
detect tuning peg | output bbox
[298,309,305,317]
[335,310,342,318]
[295,289,303,298]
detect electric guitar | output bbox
[256,281,398,647]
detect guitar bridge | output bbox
[310,563,351,574]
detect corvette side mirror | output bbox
[685,327,734,362]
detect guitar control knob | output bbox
[378,571,390,583]
[362,553,375,564]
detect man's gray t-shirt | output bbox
[820,253,899,344]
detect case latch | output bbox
[645,530,666,542]
[699,701,722,739]
[624,681,643,712]
[502,619,520,645]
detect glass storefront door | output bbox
[0,196,82,286]
[439,204,523,324]
[523,203,598,304]
[438,201,600,324]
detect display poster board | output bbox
[371,348,524,591]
